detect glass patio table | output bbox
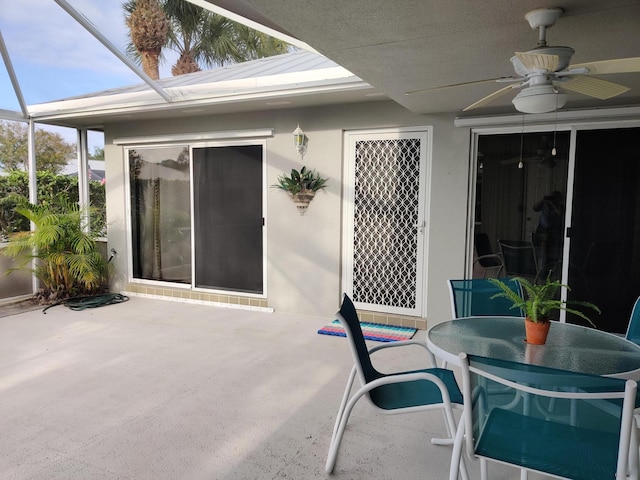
[427,316,640,380]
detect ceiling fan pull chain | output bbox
[552,92,559,156]
[518,114,525,169]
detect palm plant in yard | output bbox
[124,0,289,77]
[2,200,109,303]
[125,0,169,80]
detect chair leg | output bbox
[448,417,465,480]
[431,405,456,446]
[628,418,639,480]
[448,417,470,480]
[325,386,367,473]
[480,458,488,480]
[330,367,357,440]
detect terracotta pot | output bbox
[525,318,551,345]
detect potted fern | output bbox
[488,276,600,344]
[272,166,328,215]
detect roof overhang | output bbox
[26,53,382,128]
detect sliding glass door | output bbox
[474,125,640,333]
[128,143,264,295]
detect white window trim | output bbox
[114,128,274,146]
[123,138,268,298]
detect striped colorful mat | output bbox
[317,319,417,342]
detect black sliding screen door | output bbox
[192,145,263,294]
[568,127,640,333]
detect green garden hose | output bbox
[42,293,129,314]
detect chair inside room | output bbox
[473,232,504,278]
[326,294,468,479]
[449,353,639,480]
[625,296,640,346]
[448,278,524,318]
[498,239,539,282]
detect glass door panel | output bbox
[129,146,191,283]
[567,127,640,333]
[475,131,570,291]
[192,145,263,294]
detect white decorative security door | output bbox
[343,128,430,316]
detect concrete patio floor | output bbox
[0,296,541,479]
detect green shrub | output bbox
[0,171,105,241]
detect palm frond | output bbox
[2,202,108,298]
[489,276,599,327]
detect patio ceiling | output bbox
[2,0,638,130]
[202,0,640,117]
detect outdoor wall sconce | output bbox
[293,124,307,157]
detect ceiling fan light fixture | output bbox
[512,85,567,113]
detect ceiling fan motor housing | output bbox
[511,46,575,75]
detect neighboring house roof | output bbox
[63,160,105,181]
[29,50,382,127]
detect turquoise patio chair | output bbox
[448,278,524,318]
[625,296,640,346]
[449,353,639,480]
[326,294,468,479]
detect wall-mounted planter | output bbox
[288,190,316,215]
[272,166,328,216]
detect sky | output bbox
[0,0,179,149]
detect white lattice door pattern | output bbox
[343,129,429,316]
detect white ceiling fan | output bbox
[408,7,640,114]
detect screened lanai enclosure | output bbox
[474,126,640,333]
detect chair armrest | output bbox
[368,339,429,355]
[368,339,438,368]
[474,254,503,266]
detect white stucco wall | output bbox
[103,100,470,324]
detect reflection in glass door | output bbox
[475,126,640,333]
[474,131,570,299]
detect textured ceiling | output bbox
[204,0,640,116]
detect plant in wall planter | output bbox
[272,166,328,215]
[488,276,600,345]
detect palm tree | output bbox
[124,0,168,80]
[124,0,289,77]
[3,200,109,301]
[164,0,289,75]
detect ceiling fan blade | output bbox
[404,77,519,95]
[463,84,519,111]
[515,52,560,72]
[558,75,630,99]
[569,57,640,75]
